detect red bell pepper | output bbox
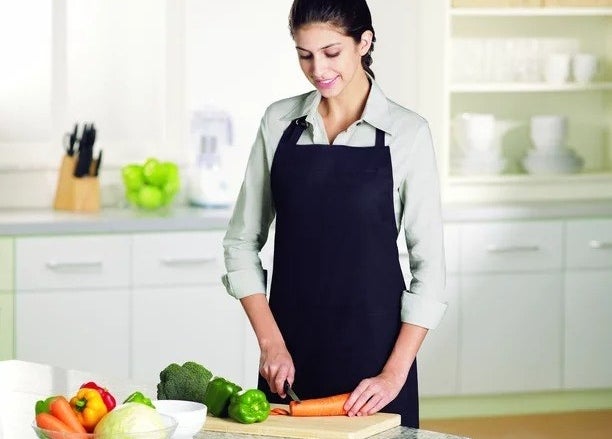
[80,381,116,412]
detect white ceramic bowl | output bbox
[154,400,207,439]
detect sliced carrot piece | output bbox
[289,392,350,417]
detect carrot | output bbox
[289,392,351,417]
[35,413,74,439]
[270,407,290,415]
[49,395,87,433]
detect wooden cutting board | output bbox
[203,405,401,439]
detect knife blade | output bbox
[284,380,301,403]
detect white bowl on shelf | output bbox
[522,147,584,175]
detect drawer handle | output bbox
[589,240,612,250]
[160,256,216,266]
[46,261,103,271]
[486,245,540,253]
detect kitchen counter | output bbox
[0,360,468,439]
[0,199,611,236]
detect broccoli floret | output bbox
[157,361,213,403]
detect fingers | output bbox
[259,348,294,398]
[344,376,401,417]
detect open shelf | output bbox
[448,172,612,186]
[451,7,612,17]
[450,82,612,93]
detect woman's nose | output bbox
[311,56,327,77]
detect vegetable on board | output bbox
[80,381,116,412]
[203,377,242,418]
[228,389,270,424]
[270,392,351,417]
[157,361,213,403]
[70,387,108,432]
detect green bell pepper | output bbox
[123,391,155,408]
[34,396,57,415]
[203,377,242,417]
[228,389,270,424]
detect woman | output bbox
[222,0,447,427]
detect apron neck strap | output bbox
[375,128,385,148]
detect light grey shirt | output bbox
[222,79,447,329]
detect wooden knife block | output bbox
[53,155,100,212]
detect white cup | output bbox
[455,113,496,152]
[572,53,598,83]
[544,53,571,84]
[530,115,567,152]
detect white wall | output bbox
[0,0,424,209]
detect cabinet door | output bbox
[564,271,612,389]
[132,231,225,287]
[418,274,459,396]
[132,285,249,385]
[15,235,130,290]
[460,273,562,394]
[0,292,14,360]
[15,289,130,378]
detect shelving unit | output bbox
[418,3,612,203]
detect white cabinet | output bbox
[132,284,246,385]
[460,273,562,394]
[458,220,563,394]
[0,238,14,360]
[563,219,612,389]
[419,2,612,203]
[14,235,131,378]
[131,231,257,388]
[15,288,130,378]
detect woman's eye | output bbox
[298,54,312,60]
[326,52,340,58]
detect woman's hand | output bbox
[343,370,406,417]
[259,341,295,398]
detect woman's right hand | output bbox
[259,341,295,398]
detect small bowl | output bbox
[154,400,207,438]
[32,413,177,439]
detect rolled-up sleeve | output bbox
[222,112,276,299]
[399,123,447,329]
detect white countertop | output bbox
[0,199,610,236]
[0,360,468,439]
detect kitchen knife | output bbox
[284,380,301,403]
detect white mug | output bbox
[572,53,598,83]
[544,53,571,84]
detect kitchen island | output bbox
[0,360,467,439]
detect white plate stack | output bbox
[523,115,583,175]
[452,113,507,175]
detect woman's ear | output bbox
[359,30,373,55]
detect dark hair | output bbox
[289,0,376,79]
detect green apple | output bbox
[142,158,168,188]
[122,164,144,191]
[137,185,164,210]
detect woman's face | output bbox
[293,22,369,98]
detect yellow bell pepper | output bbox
[70,387,108,432]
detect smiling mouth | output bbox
[315,76,338,88]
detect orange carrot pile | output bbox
[270,392,350,417]
[35,395,88,437]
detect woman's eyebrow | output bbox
[295,42,341,52]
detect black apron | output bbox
[259,116,419,427]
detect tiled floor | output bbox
[420,410,612,439]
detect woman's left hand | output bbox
[343,371,406,417]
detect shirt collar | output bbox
[280,76,393,134]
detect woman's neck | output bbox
[318,70,371,129]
